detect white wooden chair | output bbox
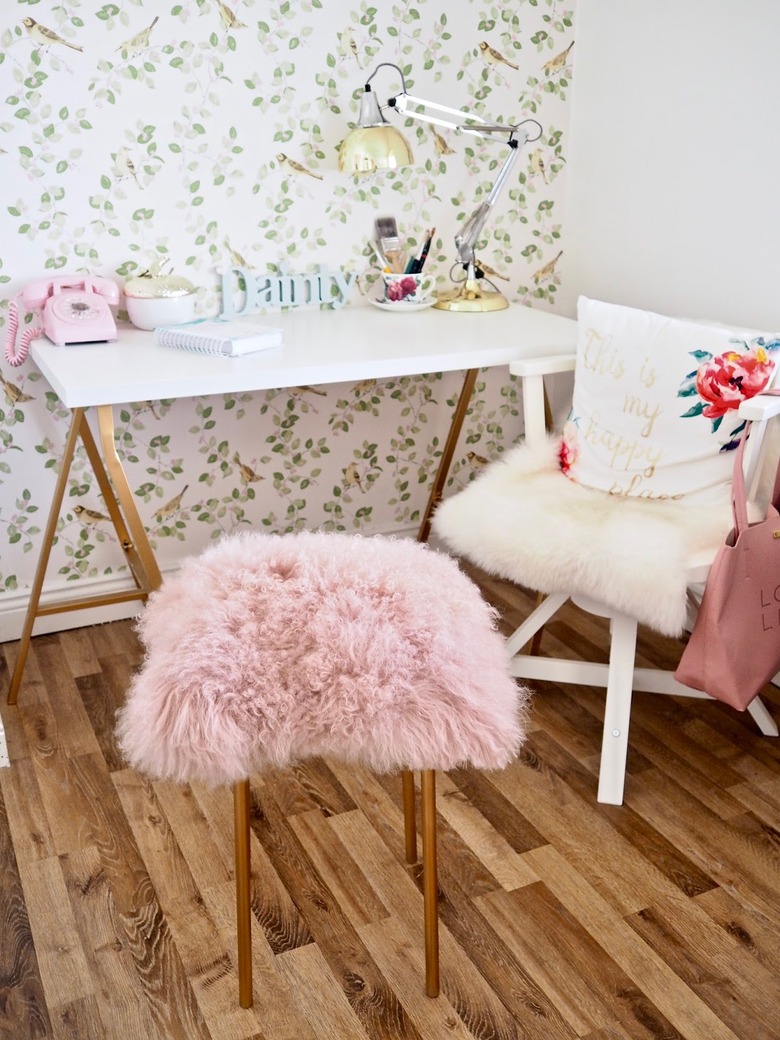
[433,298,780,805]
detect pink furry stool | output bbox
[117,530,526,1007]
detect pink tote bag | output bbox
[675,412,780,710]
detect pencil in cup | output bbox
[412,227,435,274]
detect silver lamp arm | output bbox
[393,91,521,137]
[392,92,538,267]
[454,136,523,265]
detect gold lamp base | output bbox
[433,278,509,313]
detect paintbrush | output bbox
[375,216,405,272]
[372,239,389,268]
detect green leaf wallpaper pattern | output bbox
[0,0,575,600]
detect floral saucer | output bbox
[369,296,438,312]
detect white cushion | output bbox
[432,436,731,636]
[563,297,779,502]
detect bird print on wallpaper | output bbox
[543,41,574,76]
[23,17,83,51]
[216,1,247,30]
[155,486,188,524]
[529,148,548,183]
[139,401,160,420]
[0,374,34,406]
[276,153,323,180]
[532,250,563,285]
[478,41,518,71]
[466,451,489,469]
[73,505,110,525]
[289,385,327,398]
[116,16,159,57]
[432,128,455,156]
[342,462,363,490]
[233,453,263,485]
[339,27,362,68]
[224,239,249,267]
[115,147,140,185]
[353,274,368,297]
[474,260,509,282]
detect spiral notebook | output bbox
[155,320,283,356]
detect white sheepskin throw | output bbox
[116,531,526,787]
[432,436,733,637]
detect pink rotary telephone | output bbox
[5,275,120,367]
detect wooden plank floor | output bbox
[1,566,779,1040]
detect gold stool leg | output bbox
[401,769,418,864]
[234,780,253,1009]
[420,769,439,998]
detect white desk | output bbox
[31,301,577,406]
[7,302,577,707]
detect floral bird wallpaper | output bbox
[0,0,575,633]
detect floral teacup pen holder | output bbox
[383,272,433,304]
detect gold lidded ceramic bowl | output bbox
[124,262,197,330]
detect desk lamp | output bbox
[339,62,541,312]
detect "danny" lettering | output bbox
[220,264,357,317]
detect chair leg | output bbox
[233,779,253,1009]
[401,768,418,864]
[528,591,547,656]
[597,613,638,806]
[419,769,440,998]
[506,592,569,660]
[747,697,780,736]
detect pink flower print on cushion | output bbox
[695,346,774,419]
[678,336,779,443]
[558,421,579,478]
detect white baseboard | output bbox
[0,523,425,643]
[0,570,172,643]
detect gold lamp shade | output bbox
[338,85,413,174]
[338,125,413,174]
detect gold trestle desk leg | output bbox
[234,780,253,1009]
[95,405,162,590]
[7,405,163,705]
[402,769,418,864]
[417,368,479,544]
[420,769,440,998]
[7,408,86,705]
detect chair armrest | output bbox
[738,390,780,499]
[509,353,577,379]
[738,390,780,422]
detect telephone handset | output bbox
[4,275,120,367]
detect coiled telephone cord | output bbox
[4,298,41,367]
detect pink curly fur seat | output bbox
[117,531,526,786]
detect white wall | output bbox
[561,0,780,330]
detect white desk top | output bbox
[31,302,578,408]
